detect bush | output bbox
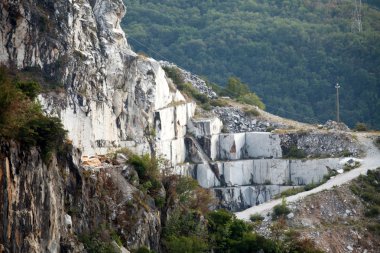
[283,145,306,159]
[237,93,265,110]
[0,66,67,162]
[135,246,154,253]
[249,213,264,223]
[18,116,67,161]
[16,81,41,99]
[272,198,290,219]
[79,225,122,253]
[210,98,229,107]
[354,122,368,131]
[164,236,208,253]
[244,108,260,117]
[163,66,185,87]
[277,187,305,198]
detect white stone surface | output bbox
[213,185,295,210]
[252,159,289,185]
[289,158,341,185]
[219,133,246,160]
[195,158,341,189]
[218,160,254,186]
[196,164,220,188]
[189,117,223,137]
[245,132,282,158]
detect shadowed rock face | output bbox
[0,0,194,162]
[0,140,162,253]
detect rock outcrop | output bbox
[0,0,194,166]
[0,140,162,253]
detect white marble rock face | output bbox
[194,158,341,189]
[0,0,197,164]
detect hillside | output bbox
[122,0,380,129]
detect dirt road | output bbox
[235,132,380,220]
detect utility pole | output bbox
[335,83,341,122]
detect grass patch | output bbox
[276,187,305,198]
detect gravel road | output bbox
[235,132,380,220]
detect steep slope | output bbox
[0,0,194,166]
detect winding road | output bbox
[235,132,380,220]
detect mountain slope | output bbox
[122,0,380,129]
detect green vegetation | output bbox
[354,122,369,131]
[0,67,66,162]
[163,66,265,109]
[244,107,260,117]
[350,168,380,224]
[343,161,361,172]
[277,170,338,198]
[225,77,265,109]
[163,66,209,104]
[272,198,291,219]
[249,213,265,223]
[134,247,154,253]
[123,0,380,129]
[283,145,306,159]
[276,187,305,199]
[125,151,163,201]
[80,224,122,253]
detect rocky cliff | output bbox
[0,0,365,252]
[0,139,163,253]
[0,0,194,166]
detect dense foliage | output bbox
[0,67,66,162]
[122,0,380,129]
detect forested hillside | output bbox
[122,0,380,129]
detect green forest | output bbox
[122,0,380,129]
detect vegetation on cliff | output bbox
[0,66,66,161]
[123,0,380,129]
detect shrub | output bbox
[249,213,264,223]
[210,98,229,107]
[365,206,380,217]
[127,152,163,203]
[18,115,67,161]
[16,81,41,99]
[272,198,290,219]
[0,67,67,162]
[283,145,306,159]
[135,246,154,253]
[237,93,265,110]
[277,187,304,198]
[163,66,185,87]
[79,224,122,253]
[164,236,208,253]
[244,108,260,117]
[354,122,368,131]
